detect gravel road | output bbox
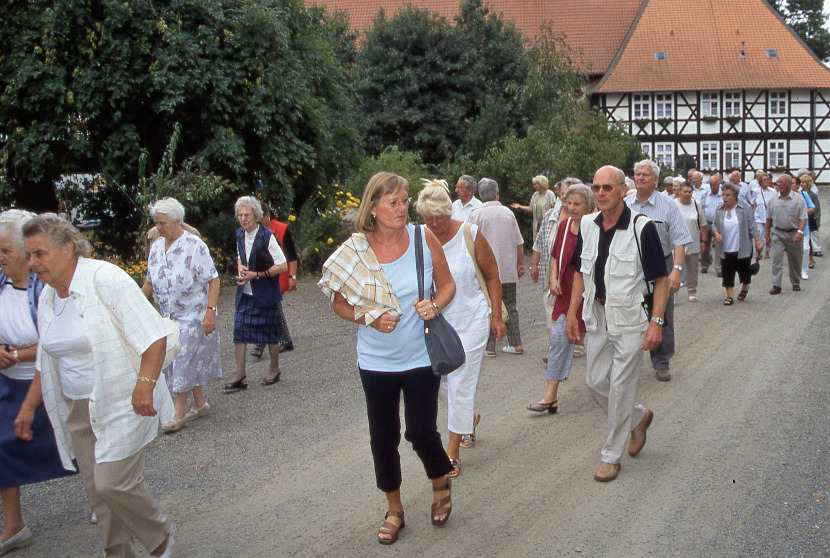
[7,250,829,557]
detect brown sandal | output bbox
[431,477,452,525]
[377,510,404,545]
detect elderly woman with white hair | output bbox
[510,174,559,238]
[224,196,287,390]
[416,180,505,477]
[141,197,222,432]
[0,210,74,555]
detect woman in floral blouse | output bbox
[142,198,222,433]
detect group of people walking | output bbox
[0,195,298,557]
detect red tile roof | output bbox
[595,0,830,92]
[308,0,643,74]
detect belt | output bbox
[773,226,797,233]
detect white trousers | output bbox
[585,302,647,464]
[802,233,811,276]
[810,230,822,253]
[439,319,488,434]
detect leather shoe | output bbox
[0,525,33,555]
[628,408,654,456]
[792,285,801,292]
[655,368,671,381]
[594,462,620,482]
[769,286,781,295]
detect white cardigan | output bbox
[36,258,174,469]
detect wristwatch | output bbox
[651,316,665,326]
[672,265,683,272]
[431,302,441,313]
[290,275,297,280]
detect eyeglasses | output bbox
[378,197,411,209]
[590,184,621,193]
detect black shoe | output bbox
[716,271,722,278]
[262,371,282,386]
[250,344,265,358]
[701,268,708,274]
[278,343,294,354]
[223,376,248,391]
[769,286,782,295]
[793,285,801,292]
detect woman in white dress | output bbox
[416,180,506,477]
[142,198,222,433]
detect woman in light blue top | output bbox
[320,172,456,545]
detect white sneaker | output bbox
[689,295,698,302]
[802,272,809,280]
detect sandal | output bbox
[447,458,460,478]
[573,344,585,358]
[460,413,480,448]
[737,288,749,301]
[723,297,734,306]
[527,400,558,414]
[431,477,452,526]
[377,510,404,545]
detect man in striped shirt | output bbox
[626,160,692,382]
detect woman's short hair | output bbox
[0,209,37,252]
[235,196,263,221]
[259,201,273,220]
[354,172,410,234]
[673,176,684,187]
[478,178,499,202]
[679,180,694,192]
[416,179,453,219]
[800,174,814,188]
[565,183,596,212]
[721,181,740,198]
[148,197,185,224]
[532,175,549,191]
[22,213,92,258]
[759,171,771,181]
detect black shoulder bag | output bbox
[632,213,657,322]
[414,225,466,376]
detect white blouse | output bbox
[40,294,96,399]
[0,285,38,380]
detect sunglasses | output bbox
[590,183,621,193]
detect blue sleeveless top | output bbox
[357,224,432,372]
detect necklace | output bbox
[54,292,71,316]
[370,230,405,247]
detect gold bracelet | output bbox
[137,376,156,384]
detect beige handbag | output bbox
[462,222,509,322]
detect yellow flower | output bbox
[327,237,333,244]
[288,215,296,222]
[314,247,319,253]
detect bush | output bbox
[345,146,431,197]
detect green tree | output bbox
[774,0,830,60]
[0,0,362,213]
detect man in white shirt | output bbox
[451,175,483,221]
[690,171,707,206]
[701,174,724,275]
[731,170,756,208]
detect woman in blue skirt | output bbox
[0,210,73,554]
[225,196,287,390]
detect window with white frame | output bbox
[701,142,719,170]
[655,93,673,119]
[768,140,786,168]
[655,143,673,166]
[724,92,742,117]
[769,91,787,116]
[702,92,719,118]
[641,144,651,156]
[632,94,650,119]
[724,141,741,169]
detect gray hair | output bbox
[416,179,453,219]
[721,181,740,198]
[777,173,793,186]
[663,176,674,185]
[0,209,37,252]
[457,174,477,194]
[634,159,660,178]
[478,178,499,202]
[559,177,583,197]
[234,196,263,221]
[565,183,596,212]
[148,197,185,224]
[22,213,91,258]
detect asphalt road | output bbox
[7,248,829,557]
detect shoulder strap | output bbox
[414,225,425,300]
[464,222,493,307]
[632,213,653,295]
[554,218,572,287]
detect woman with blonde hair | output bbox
[319,172,456,544]
[416,179,505,477]
[511,174,559,238]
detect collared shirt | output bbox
[468,201,524,283]
[691,186,707,206]
[701,187,723,223]
[318,231,402,325]
[767,190,808,230]
[753,186,776,224]
[532,207,560,285]
[737,182,756,205]
[451,197,483,222]
[37,258,175,469]
[570,206,667,301]
[626,190,692,257]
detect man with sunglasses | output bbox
[626,160,692,382]
[566,165,669,482]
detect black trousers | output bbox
[721,252,752,288]
[359,366,452,493]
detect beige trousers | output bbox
[66,398,171,558]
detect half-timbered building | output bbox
[309,0,830,181]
